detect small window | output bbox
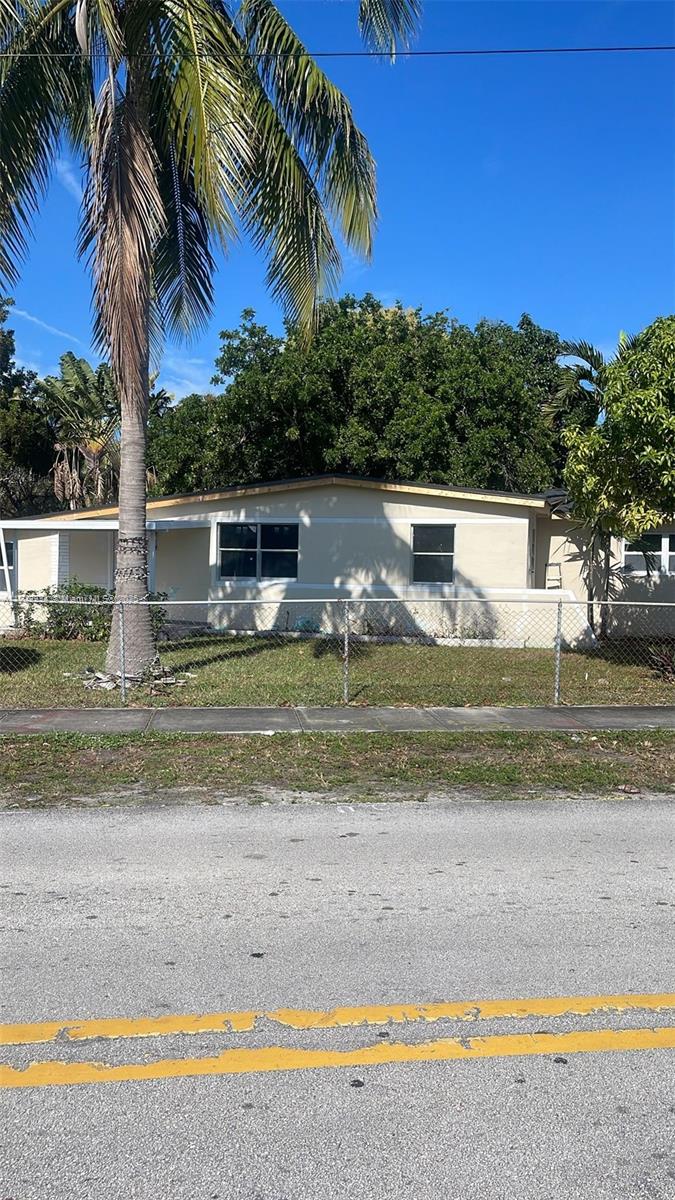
[5,540,14,569]
[412,525,455,583]
[260,523,299,579]
[624,534,662,574]
[669,535,675,576]
[218,523,298,581]
[219,524,257,579]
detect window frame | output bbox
[622,533,675,577]
[0,539,15,594]
[217,522,299,582]
[410,523,456,585]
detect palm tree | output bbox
[554,339,608,428]
[554,334,638,424]
[0,0,421,675]
[556,336,636,635]
[43,352,120,509]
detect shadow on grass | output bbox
[161,634,297,672]
[0,645,41,674]
[566,637,674,670]
[311,637,370,661]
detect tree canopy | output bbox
[0,297,55,515]
[564,315,675,539]
[149,296,571,495]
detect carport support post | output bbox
[553,598,563,705]
[342,599,351,705]
[118,601,127,706]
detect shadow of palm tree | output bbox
[311,635,370,661]
[162,634,293,672]
[0,646,41,674]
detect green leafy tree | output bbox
[147,391,217,496]
[1,0,420,673]
[564,315,675,628]
[202,296,566,493]
[565,316,675,537]
[0,296,55,515]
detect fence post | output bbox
[342,599,351,705]
[118,601,127,706]
[553,598,563,705]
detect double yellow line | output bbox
[2,992,674,1090]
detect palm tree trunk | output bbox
[100,59,161,680]
[105,313,155,677]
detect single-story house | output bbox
[1,475,673,645]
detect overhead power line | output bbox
[1,43,674,59]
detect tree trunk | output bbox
[586,530,597,634]
[100,58,161,679]
[105,327,155,676]
[599,531,612,641]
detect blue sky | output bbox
[9,0,675,397]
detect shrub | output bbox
[13,581,168,642]
[649,642,675,681]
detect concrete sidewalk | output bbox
[0,705,673,735]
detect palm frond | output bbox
[239,0,376,259]
[241,71,342,334]
[153,142,216,338]
[79,77,166,404]
[559,339,607,372]
[357,0,421,58]
[149,0,252,248]
[617,328,640,356]
[0,0,90,285]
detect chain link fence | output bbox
[1,594,673,709]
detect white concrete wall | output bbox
[203,590,593,649]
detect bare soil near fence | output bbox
[0,634,672,708]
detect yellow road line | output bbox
[2,1026,674,1090]
[2,993,674,1048]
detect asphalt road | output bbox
[2,794,674,1199]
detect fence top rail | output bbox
[7,594,675,609]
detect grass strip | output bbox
[0,731,673,803]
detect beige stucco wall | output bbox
[155,528,211,600]
[535,518,591,600]
[143,483,539,524]
[536,518,675,603]
[68,531,113,589]
[203,484,535,600]
[6,488,671,644]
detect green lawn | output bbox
[1,731,673,801]
[0,633,672,708]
